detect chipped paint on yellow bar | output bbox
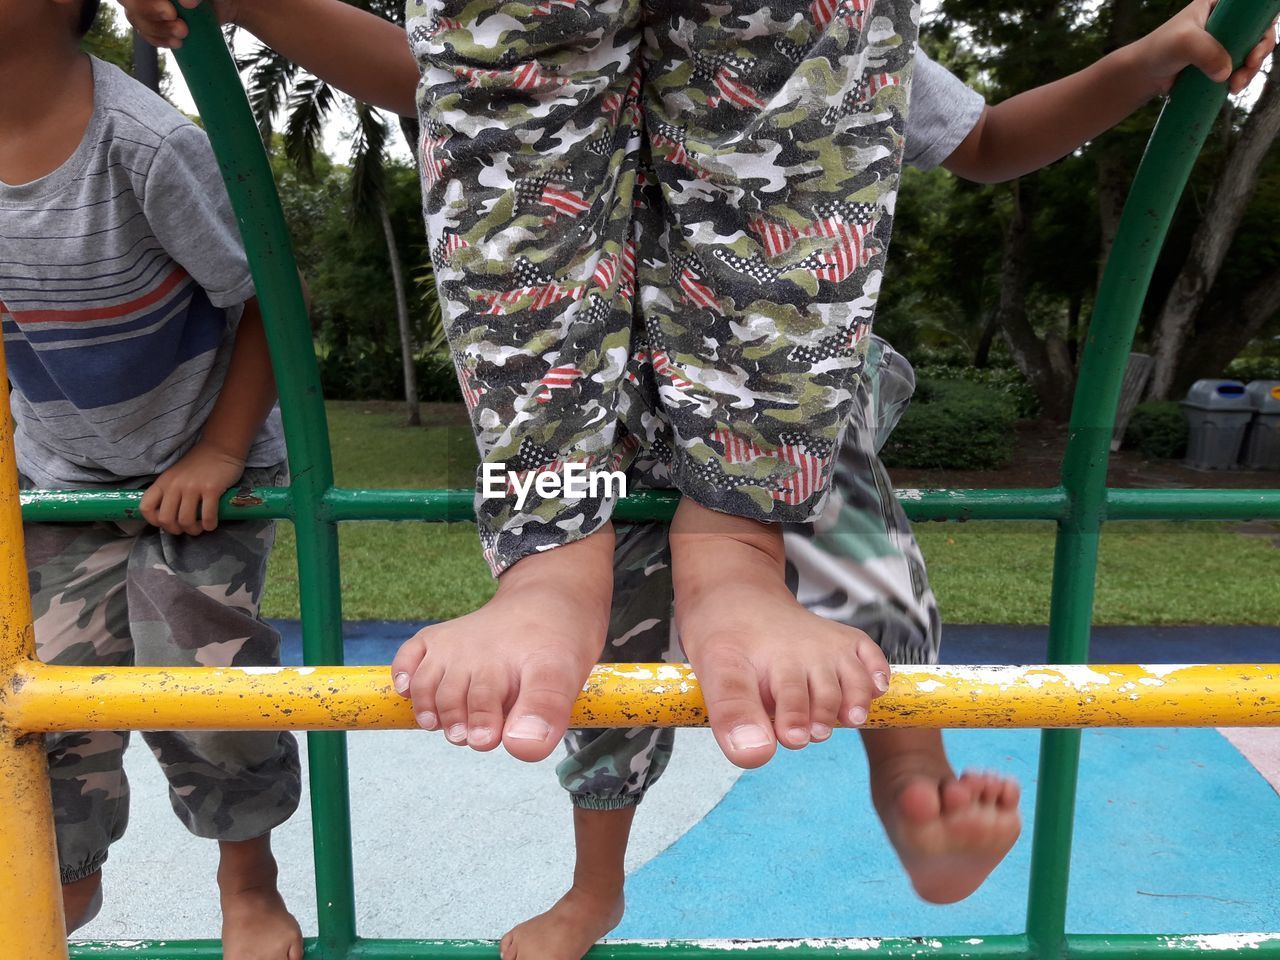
[8,662,1280,732]
[0,349,71,959]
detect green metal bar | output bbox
[1024,0,1280,955]
[24,485,1280,526]
[67,934,1280,960]
[1103,489,1280,521]
[349,937,1031,960]
[1065,935,1280,960]
[171,8,358,956]
[20,488,295,523]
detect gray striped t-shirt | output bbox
[0,56,284,489]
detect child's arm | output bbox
[140,297,277,535]
[123,0,419,117]
[943,0,1276,183]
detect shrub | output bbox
[913,363,1041,419]
[1226,355,1280,382]
[1123,401,1187,460]
[316,341,461,403]
[881,378,1018,470]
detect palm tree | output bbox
[236,2,426,426]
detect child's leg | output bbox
[861,728,1019,904]
[504,522,675,960]
[785,340,1019,903]
[397,0,919,764]
[644,0,921,769]
[128,466,302,960]
[502,806,636,960]
[24,507,134,933]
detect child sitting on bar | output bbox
[0,3,303,956]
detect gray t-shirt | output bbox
[0,56,284,488]
[905,48,987,171]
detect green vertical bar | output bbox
[1024,2,1280,957]
[170,10,358,957]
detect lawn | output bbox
[259,402,1280,626]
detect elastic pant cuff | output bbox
[572,794,644,811]
[61,856,107,885]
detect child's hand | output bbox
[140,442,247,536]
[121,0,239,49]
[1136,0,1277,95]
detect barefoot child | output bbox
[136,0,914,768]
[485,10,1277,955]
[0,3,304,956]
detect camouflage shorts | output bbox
[408,0,922,574]
[21,464,301,883]
[558,337,938,806]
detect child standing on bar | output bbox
[0,3,303,956]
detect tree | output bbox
[82,5,169,90]
[903,0,1280,417]
[1148,67,1280,397]
[238,1,426,424]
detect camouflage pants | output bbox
[22,465,301,884]
[409,0,922,574]
[558,337,938,806]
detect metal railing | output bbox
[1,2,1278,957]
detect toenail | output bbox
[393,672,410,694]
[787,726,809,745]
[849,706,868,726]
[416,711,438,730]
[873,672,890,692]
[469,726,494,746]
[446,723,468,743]
[811,723,831,741]
[728,724,772,751]
[507,715,551,741]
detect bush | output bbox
[317,340,461,403]
[1226,355,1280,382]
[881,378,1018,470]
[1123,401,1187,460]
[913,363,1041,419]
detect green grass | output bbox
[260,402,1280,625]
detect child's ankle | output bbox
[669,499,790,613]
[495,524,616,621]
[217,836,280,890]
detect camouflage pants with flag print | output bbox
[408,0,922,574]
[558,337,939,807]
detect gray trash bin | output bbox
[1181,379,1253,470]
[1242,380,1280,471]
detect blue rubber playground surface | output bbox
[74,622,1280,945]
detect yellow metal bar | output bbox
[0,354,70,958]
[8,662,1280,732]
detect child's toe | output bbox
[807,666,841,742]
[465,667,509,751]
[434,672,470,746]
[770,665,811,749]
[391,631,431,697]
[697,648,776,768]
[502,660,578,762]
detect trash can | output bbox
[1242,380,1280,471]
[1181,379,1253,470]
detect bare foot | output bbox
[62,871,104,934]
[670,500,890,768]
[392,527,615,762]
[867,733,1021,904]
[219,837,303,960]
[501,884,625,960]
